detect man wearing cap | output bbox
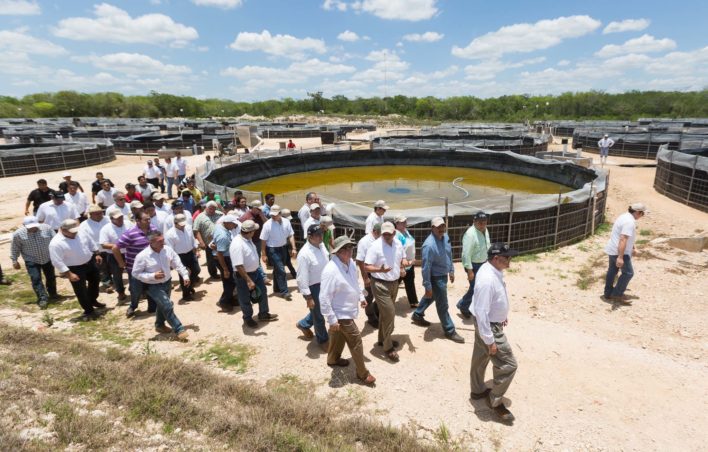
[180,190,196,214]
[457,211,491,318]
[230,220,278,327]
[165,213,200,301]
[298,192,319,228]
[113,211,158,317]
[193,201,223,280]
[96,179,118,209]
[49,219,105,320]
[365,200,388,234]
[100,210,133,303]
[604,203,646,303]
[470,242,519,422]
[238,200,267,249]
[124,183,144,203]
[129,200,144,222]
[105,191,131,219]
[36,192,80,231]
[143,159,162,188]
[356,223,382,328]
[280,208,298,278]
[260,205,296,300]
[302,203,322,239]
[213,214,240,310]
[151,193,171,215]
[363,221,407,361]
[295,224,330,345]
[66,181,88,221]
[394,215,419,308]
[25,179,55,216]
[91,172,113,205]
[11,216,58,308]
[132,231,190,341]
[319,236,376,385]
[79,205,111,291]
[598,134,615,165]
[58,172,84,194]
[137,176,156,201]
[412,217,465,343]
[163,200,192,232]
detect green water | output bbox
[241,165,572,209]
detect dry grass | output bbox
[0,323,438,451]
[575,252,607,290]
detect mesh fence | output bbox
[653,147,708,212]
[0,142,116,177]
[572,129,708,160]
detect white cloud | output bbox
[221,58,355,86]
[402,31,443,42]
[337,30,359,42]
[603,18,650,34]
[353,51,409,82]
[191,0,243,9]
[81,52,192,76]
[229,30,326,59]
[557,59,570,66]
[53,3,198,47]
[644,46,708,76]
[0,0,40,15]
[288,58,356,76]
[464,57,545,81]
[595,34,676,58]
[322,0,348,11]
[352,0,439,21]
[452,15,601,59]
[0,30,67,55]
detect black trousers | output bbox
[68,258,100,315]
[205,250,219,279]
[178,250,200,296]
[217,255,236,306]
[146,177,160,189]
[400,264,418,305]
[364,272,379,322]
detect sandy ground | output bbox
[0,145,706,451]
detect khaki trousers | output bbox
[470,320,518,407]
[372,278,399,351]
[328,319,369,380]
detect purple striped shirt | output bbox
[116,225,156,271]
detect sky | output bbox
[1,0,707,101]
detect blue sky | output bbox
[1,0,706,101]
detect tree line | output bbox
[1,89,706,121]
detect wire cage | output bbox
[653,147,708,212]
[0,142,116,177]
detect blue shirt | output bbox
[421,232,453,291]
[212,224,233,257]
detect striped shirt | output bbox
[11,224,55,265]
[115,225,156,271]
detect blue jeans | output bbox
[456,262,485,313]
[128,273,156,311]
[266,246,288,295]
[415,275,456,336]
[144,280,184,333]
[166,177,175,197]
[297,283,328,344]
[235,270,269,321]
[604,255,634,298]
[26,261,56,302]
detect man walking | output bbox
[143,159,162,189]
[132,231,190,341]
[457,211,491,318]
[37,192,79,231]
[79,205,111,291]
[194,201,223,280]
[302,203,322,239]
[66,181,88,221]
[295,224,330,346]
[164,213,201,301]
[96,180,118,209]
[11,216,58,308]
[25,179,55,215]
[100,210,132,303]
[355,223,381,328]
[470,242,519,422]
[365,200,388,234]
[213,215,240,311]
[604,203,646,303]
[394,215,418,308]
[319,236,376,385]
[164,157,178,198]
[412,217,465,343]
[298,192,319,227]
[598,133,615,165]
[260,205,296,300]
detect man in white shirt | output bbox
[295,224,330,345]
[365,200,388,234]
[364,221,406,362]
[356,223,381,327]
[597,134,615,165]
[132,231,190,341]
[165,214,200,301]
[136,176,156,200]
[302,203,322,239]
[152,193,171,215]
[96,180,118,209]
[66,181,88,220]
[37,192,79,231]
[174,151,188,181]
[105,191,132,219]
[49,219,105,320]
[100,210,133,303]
[144,201,168,232]
[163,200,192,233]
[231,220,278,327]
[163,157,179,198]
[260,205,296,300]
[79,205,111,290]
[470,242,519,422]
[298,192,318,228]
[319,236,375,386]
[143,159,162,188]
[604,203,646,303]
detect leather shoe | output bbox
[126,307,136,318]
[244,318,258,328]
[327,358,349,367]
[93,301,106,308]
[489,401,515,422]
[459,309,472,319]
[296,322,314,339]
[155,325,172,334]
[358,374,376,385]
[411,313,431,327]
[376,340,400,348]
[258,313,279,321]
[446,332,465,343]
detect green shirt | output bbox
[461,225,490,269]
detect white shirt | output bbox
[296,241,329,296]
[67,191,88,215]
[303,216,320,239]
[175,157,187,175]
[165,226,199,254]
[261,217,294,247]
[105,202,131,219]
[204,160,215,176]
[472,262,510,345]
[365,237,404,281]
[155,202,171,215]
[605,212,637,256]
[99,220,133,253]
[163,212,193,233]
[598,137,615,149]
[144,165,162,179]
[79,217,109,244]
[132,245,189,284]
[137,183,156,200]
[96,188,117,207]
[150,210,168,232]
[365,212,384,234]
[396,229,416,262]
[355,233,376,262]
[319,256,364,326]
[49,231,99,273]
[37,201,79,230]
[298,203,311,227]
[165,161,179,178]
[230,234,260,272]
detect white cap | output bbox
[23,216,40,229]
[109,210,124,219]
[241,219,259,232]
[87,204,103,214]
[394,214,407,223]
[130,200,143,209]
[62,172,71,178]
[374,200,389,210]
[630,202,648,212]
[174,213,187,226]
[381,221,395,234]
[60,219,80,233]
[280,208,292,220]
[431,217,445,227]
[309,203,321,211]
[269,204,281,216]
[249,200,263,209]
[221,214,238,224]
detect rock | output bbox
[43,351,59,360]
[667,237,707,253]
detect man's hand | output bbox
[363,276,370,287]
[290,248,297,258]
[209,243,216,250]
[24,210,29,216]
[247,279,255,290]
[424,289,432,298]
[488,343,498,355]
[379,264,391,273]
[184,279,191,287]
[329,323,340,333]
[154,270,165,279]
[261,254,268,264]
[616,256,624,269]
[198,242,206,250]
[95,255,103,266]
[306,298,315,309]
[13,262,21,270]
[467,269,475,281]
[400,268,406,278]
[68,272,80,282]
[360,300,368,308]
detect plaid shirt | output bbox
[11,225,55,265]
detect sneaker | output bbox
[411,313,431,327]
[244,318,258,328]
[38,299,48,309]
[470,388,491,400]
[155,325,172,334]
[176,330,189,342]
[446,332,465,343]
[296,322,314,339]
[126,307,136,318]
[258,313,279,322]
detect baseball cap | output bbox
[109,210,124,219]
[330,235,355,254]
[130,200,143,209]
[23,216,40,229]
[381,221,395,234]
[269,204,281,216]
[473,211,489,221]
[249,200,263,209]
[280,208,292,220]
[630,202,648,212]
[307,224,323,236]
[431,217,445,227]
[374,200,389,210]
[221,214,238,224]
[372,222,382,232]
[87,204,103,214]
[62,172,71,178]
[153,193,167,201]
[309,203,321,211]
[241,219,259,232]
[60,219,80,233]
[394,214,407,223]
[174,213,187,226]
[52,192,65,200]
[171,200,184,209]
[488,242,520,258]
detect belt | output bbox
[371,276,398,283]
[266,245,286,249]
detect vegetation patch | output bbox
[198,340,254,373]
